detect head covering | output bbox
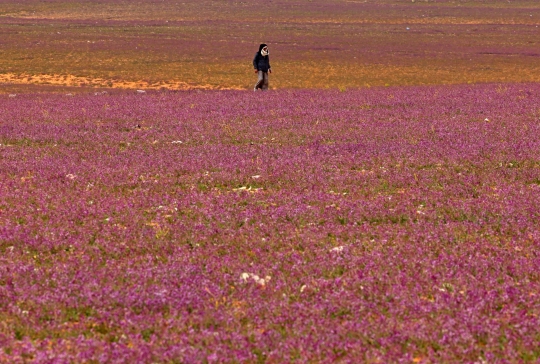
[259,43,269,57]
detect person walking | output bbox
[253,44,271,91]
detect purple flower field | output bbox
[1,84,540,362]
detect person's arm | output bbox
[253,53,259,72]
[268,56,271,73]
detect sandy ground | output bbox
[0,73,243,92]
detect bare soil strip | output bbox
[0,73,243,91]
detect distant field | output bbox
[1,0,540,91]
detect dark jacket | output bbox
[253,44,271,72]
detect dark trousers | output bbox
[254,71,269,90]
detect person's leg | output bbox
[262,72,269,90]
[254,71,264,90]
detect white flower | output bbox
[240,272,250,282]
[240,273,271,285]
[330,246,344,253]
[300,285,307,293]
